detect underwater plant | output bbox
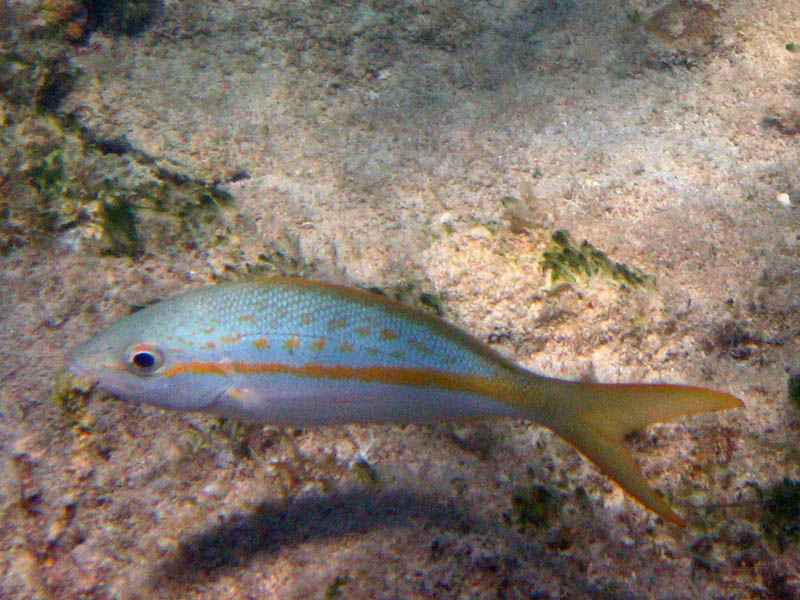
[761,478,800,551]
[541,230,654,289]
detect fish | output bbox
[69,277,743,525]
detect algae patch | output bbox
[367,280,447,317]
[622,0,724,70]
[51,369,95,436]
[2,111,233,257]
[541,230,654,290]
[0,5,232,257]
[84,0,162,36]
[350,457,380,486]
[510,484,561,529]
[789,373,800,410]
[761,478,800,552]
[323,573,349,600]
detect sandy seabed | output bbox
[1,1,799,598]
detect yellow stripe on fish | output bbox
[69,277,743,526]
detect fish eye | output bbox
[126,344,164,375]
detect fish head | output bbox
[69,297,227,413]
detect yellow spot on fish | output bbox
[367,348,379,355]
[239,315,255,323]
[311,338,327,351]
[220,334,242,344]
[328,318,347,330]
[381,328,399,340]
[284,336,302,351]
[357,327,371,337]
[339,343,355,352]
[390,350,405,360]
[201,341,217,350]
[253,337,270,350]
[202,326,216,335]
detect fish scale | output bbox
[158,281,496,375]
[70,277,743,526]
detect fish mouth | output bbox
[67,347,94,378]
[66,353,101,392]
[66,349,155,403]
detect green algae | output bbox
[242,248,319,279]
[625,10,643,25]
[85,0,161,36]
[541,230,654,290]
[368,281,447,317]
[323,572,349,600]
[788,373,800,410]
[418,291,446,316]
[350,457,380,486]
[760,478,800,552]
[0,47,78,111]
[0,7,233,258]
[2,107,233,257]
[511,484,561,529]
[51,370,95,435]
[100,194,141,255]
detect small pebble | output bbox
[202,482,222,497]
[776,192,792,207]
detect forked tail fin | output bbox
[514,378,743,526]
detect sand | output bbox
[1,0,798,598]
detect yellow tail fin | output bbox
[516,378,743,526]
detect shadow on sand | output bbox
[146,486,614,596]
